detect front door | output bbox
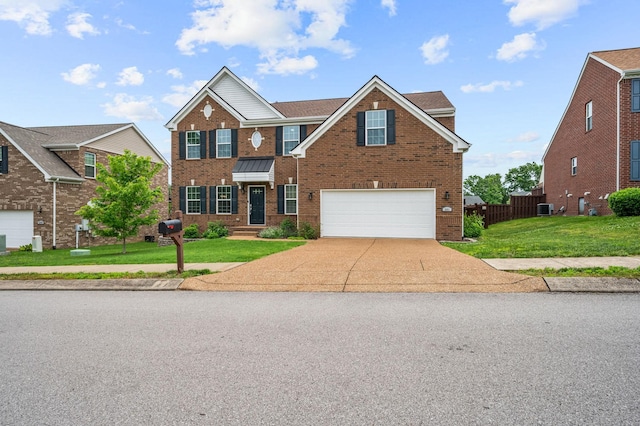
[249,186,266,225]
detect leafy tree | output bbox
[464,173,508,204]
[504,162,542,194]
[76,150,163,254]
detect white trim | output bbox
[284,184,297,215]
[186,185,201,215]
[291,76,470,158]
[216,185,232,215]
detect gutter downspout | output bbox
[295,155,300,230]
[616,72,624,192]
[52,178,58,249]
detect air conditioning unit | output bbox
[537,203,554,216]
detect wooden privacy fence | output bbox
[465,195,547,228]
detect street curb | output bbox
[544,277,640,293]
[0,279,183,291]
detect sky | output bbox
[1,0,638,180]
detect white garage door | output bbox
[0,211,34,248]
[321,189,435,238]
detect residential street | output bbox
[1,291,639,425]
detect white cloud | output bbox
[241,76,260,92]
[161,80,208,108]
[102,93,163,121]
[466,150,541,169]
[116,66,144,86]
[257,54,318,75]
[175,0,354,75]
[420,34,450,65]
[381,0,396,16]
[461,80,524,93]
[167,68,183,79]
[65,12,99,39]
[0,0,67,35]
[496,32,544,62]
[61,63,101,85]
[505,0,583,30]
[506,131,540,143]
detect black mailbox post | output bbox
[158,211,185,273]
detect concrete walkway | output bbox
[1,239,639,292]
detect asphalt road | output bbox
[1,292,639,425]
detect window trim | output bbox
[571,157,577,176]
[632,79,640,113]
[84,152,96,179]
[585,101,593,132]
[216,185,232,214]
[283,125,300,156]
[186,131,201,160]
[216,129,232,159]
[186,185,201,214]
[366,110,387,146]
[284,184,297,215]
[0,145,5,174]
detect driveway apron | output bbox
[181,239,547,293]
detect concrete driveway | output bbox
[181,239,547,292]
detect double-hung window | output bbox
[85,152,96,178]
[217,185,232,214]
[0,146,5,174]
[283,126,300,155]
[571,157,578,176]
[187,186,201,214]
[585,101,593,131]
[217,129,232,158]
[366,110,387,146]
[632,79,640,112]
[186,131,201,159]
[285,184,297,214]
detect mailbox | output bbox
[158,219,182,235]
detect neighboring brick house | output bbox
[0,122,169,249]
[165,67,470,240]
[542,47,640,215]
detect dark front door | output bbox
[249,186,266,225]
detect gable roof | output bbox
[542,46,640,164]
[591,47,640,74]
[0,121,167,183]
[291,75,470,158]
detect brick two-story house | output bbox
[542,47,640,215]
[166,67,470,240]
[0,122,169,249]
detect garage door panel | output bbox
[0,211,34,248]
[321,190,435,239]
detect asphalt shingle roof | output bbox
[592,47,640,71]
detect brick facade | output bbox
[0,131,168,249]
[543,50,640,216]
[170,71,468,240]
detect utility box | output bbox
[0,235,6,253]
[32,236,43,252]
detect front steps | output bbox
[230,226,266,237]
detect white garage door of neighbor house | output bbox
[0,210,34,248]
[321,189,435,238]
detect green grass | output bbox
[517,266,640,278]
[0,238,305,267]
[442,215,640,258]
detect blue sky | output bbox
[1,0,638,179]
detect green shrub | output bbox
[464,212,484,238]
[203,221,228,239]
[183,223,200,239]
[19,243,33,252]
[298,222,318,239]
[259,226,284,239]
[280,218,297,238]
[608,188,640,216]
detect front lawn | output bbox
[0,238,305,267]
[443,215,640,258]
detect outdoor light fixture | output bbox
[444,191,450,200]
[308,192,313,200]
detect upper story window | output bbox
[632,79,640,112]
[357,110,395,146]
[187,186,201,214]
[186,131,201,159]
[0,146,6,174]
[283,126,300,155]
[366,110,387,145]
[571,157,577,176]
[585,101,593,131]
[85,152,96,178]
[216,129,232,158]
[216,185,232,214]
[285,184,297,214]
